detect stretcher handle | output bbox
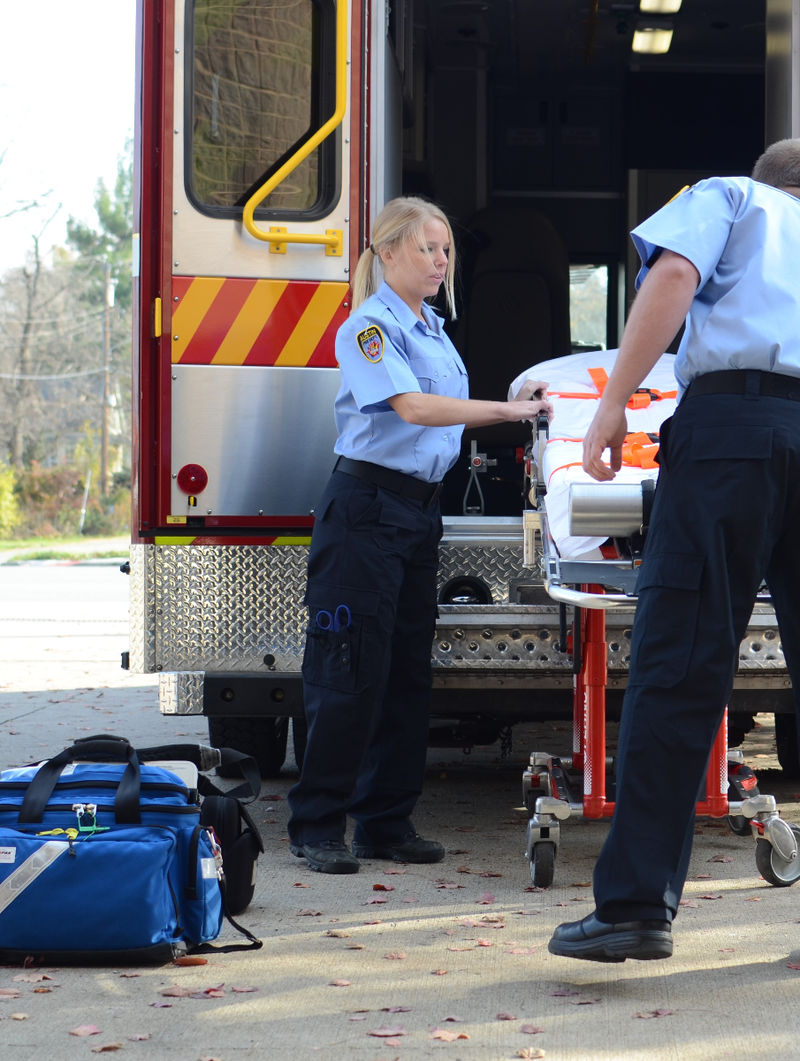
[17,738,142,825]
[544,580,635,610]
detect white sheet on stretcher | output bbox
[508,350,678,560]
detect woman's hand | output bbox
[503,398,554,423]
[514,378,549,401]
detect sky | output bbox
[0,1,136,273]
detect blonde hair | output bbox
[351,197,457,318]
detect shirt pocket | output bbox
[631,552,705,688]
[301,582,381,694]
[691,425,773,460]
[407,357,442,395]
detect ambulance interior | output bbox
[394,0,767,518]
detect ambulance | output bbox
[127,0,800,776]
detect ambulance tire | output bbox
[530,842,556,888]
[291,716,308,773]
[207,716,289,779]
[775,713,800,779]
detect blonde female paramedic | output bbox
[287,197,553,873]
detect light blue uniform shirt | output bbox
[632,176,800,395]
[333,281,469,483]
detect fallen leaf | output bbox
[481,872,503,878]
[297,909,322,916]
[693,873,712,879]
[569,882,592,888]
[373,883,395,891]
[384,867,406,875]
[384,1006,412,1013]
[569,997,602,1005]
[497,1012,517,1021]
[347,943,365,950]
[431,969,448,976]
[330,980,351,987]
[456,866,472,873]
[708,855,733,863]
[402,897,419,903]
[160,986,195,997]
[476,939,494,947]
[293,882,310,888]
[679,900,699,908]
[515,910,541,917]
[460,919,479,927]
[150,1003,171,1009]
[525,886,545,893]
[0,989,21,997]
[128,1035,151,1041]
[450,848,469,855]
[786,962,800,970]
[476,893,496,904]
[745,897,762,902]
[368,1026,406,1037]
[13,974,54,983]
[719,948,736,953]
[364,919,382,925]
[365,897,388,904]
[453,826,477,832]
[634,1009,674,1019]
[521,1025,545,1034]
[71,1025,102,1036]
[119,973,141,979]
[517,1049,545,1059]
[554,902,570,907]
[700,894,723,901]
[33,988,53,994]
[431,1029,470,1041]
[447,946,473,952]
[9,1013,28,1021]
[91,1045,124,1054]
[173,956,208,966]
[231,986,258,993]
[326,929,350,938]
[441,1015,465,1022]
[349,1015,367,1021]
[383,1038,404,1047]
[383,952,406,960]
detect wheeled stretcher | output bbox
[511,352,800,890]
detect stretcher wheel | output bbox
[755,825,800,887]
[530,842,556,888]
[727,815,751,836]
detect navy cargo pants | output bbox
[593,384,800,923]
[287,470,441,848]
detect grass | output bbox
[0,535,129,552]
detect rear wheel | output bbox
[755,825,800,887]
[530,842,556,888]
[775,713,800,779]
[207,716,289,779]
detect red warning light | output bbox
[177,464,208,494]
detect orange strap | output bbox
[549,367,677,410]
[545,430,661,483]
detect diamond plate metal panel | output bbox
[159,671,205,715]
[126,543,790,681]
[438,543,528,604]
[128,544,156,673]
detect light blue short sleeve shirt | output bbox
[631,177,800,394]
[333,282,469,483]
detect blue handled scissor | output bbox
[316,604,352,632]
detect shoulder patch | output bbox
[356,325,384,363]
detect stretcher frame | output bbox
[521,423,800,890]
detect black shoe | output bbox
[289,840,360,874]
[548,911,673,963]
[352,833,445,863]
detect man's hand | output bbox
[582,401,628,481]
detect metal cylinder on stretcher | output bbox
[568,479,656,538]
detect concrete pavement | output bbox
[1,564,799,1061]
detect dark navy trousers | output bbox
[287,470,441,848]
[593,389,800,923]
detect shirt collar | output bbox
[376,281,444,337]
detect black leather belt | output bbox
[684,369,800,402]
[334,456,443,507]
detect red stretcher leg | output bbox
[697,709,729,817]
[582,593,608,819]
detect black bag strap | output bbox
[190,877,263,953]
[18,736,142,825]
[136,743,261,804]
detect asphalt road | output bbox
[1,564,800,1061]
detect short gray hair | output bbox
[752,138,800,188]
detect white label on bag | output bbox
[200,858,218,879]
[0,848,16,864]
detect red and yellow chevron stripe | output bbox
[170,277,349,367]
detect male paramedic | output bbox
[548,138,800,963]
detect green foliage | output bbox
[66,140,133,310]
[11,462,131,539]
[0,460,20,538]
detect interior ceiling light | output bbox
[632,22,674,53]
[639,0,682,12]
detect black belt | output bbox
[684,369,800,402]
[334,456,443,507]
